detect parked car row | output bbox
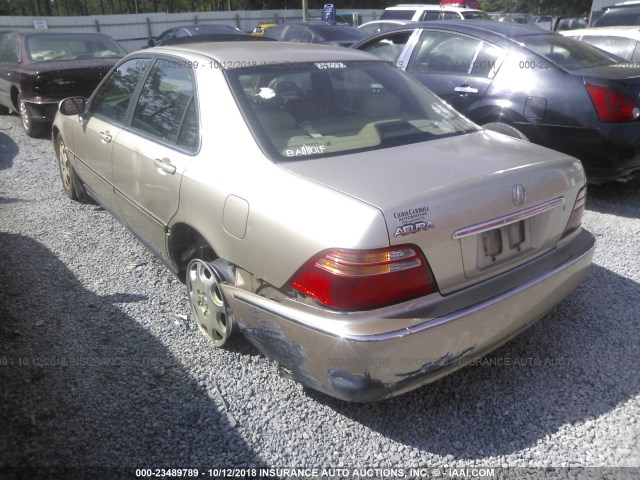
[354,20,640,184]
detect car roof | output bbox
[10,30,115,37]
[380,19,551,39]
[273,21,359,28]
[562,26,640,38]
[385,4,483,12]
[150,41,377,66]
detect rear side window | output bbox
[516,34,618,70]
[131,59,199,151]
[408,31,503,77]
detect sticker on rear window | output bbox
[285,145,326,157]
[314,62,346,70]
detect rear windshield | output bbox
[226,61,477,161]
[26,34,126,62]
[595,8,640,27]
[514,33,618,70]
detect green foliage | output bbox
[0,0,593,15]
[481,0,592,14]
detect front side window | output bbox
[90,58,149,123]
[360,32,413,64]
[226,61,477,161]
[409,31,498,76]
[131,58,199,150]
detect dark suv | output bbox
[593,4,640,27]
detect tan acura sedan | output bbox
[53,42,595,402]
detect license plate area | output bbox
[477,220,532,270]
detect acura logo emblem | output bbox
[513,184,526,206]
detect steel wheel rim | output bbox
[58,140,72,191]
[186,259,231,347]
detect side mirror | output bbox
[147,38,155,47]
[58,97,86,116]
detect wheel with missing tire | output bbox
[56,135,90,202]
[186,258,237,348]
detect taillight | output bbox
[562,186,586,239]
[585,83,640,122]
[290,246,436,311]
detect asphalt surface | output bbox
[0,113,639,479]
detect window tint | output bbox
[227,61,477,161]
[420,11,440,21]
[409,31,499,76]
[283,25,305,42]
[442,12,460,20]
[0,34,19,63]
[359,32,412,64]
[462,11,490,19]
[132,59,198,150]
[90,58,148,123]
[301,29,314,43]
[580,35,637,62]
[471,42,503,76]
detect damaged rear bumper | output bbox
[221,229,595,402]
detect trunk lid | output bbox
[29,59,119,98]
[281,130,585,293]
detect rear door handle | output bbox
[99,131,112,143]
[454,85,479,94]
[154,157,176,175]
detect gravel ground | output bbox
[1,112,639,479]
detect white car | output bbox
[561,26,640,63]
[380,4,489,22]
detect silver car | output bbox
[53,42,595,402]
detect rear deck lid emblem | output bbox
[513,184,526,206]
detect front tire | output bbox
[483,122,529,141]
[56,136,89,202]
[18,94,45,138]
